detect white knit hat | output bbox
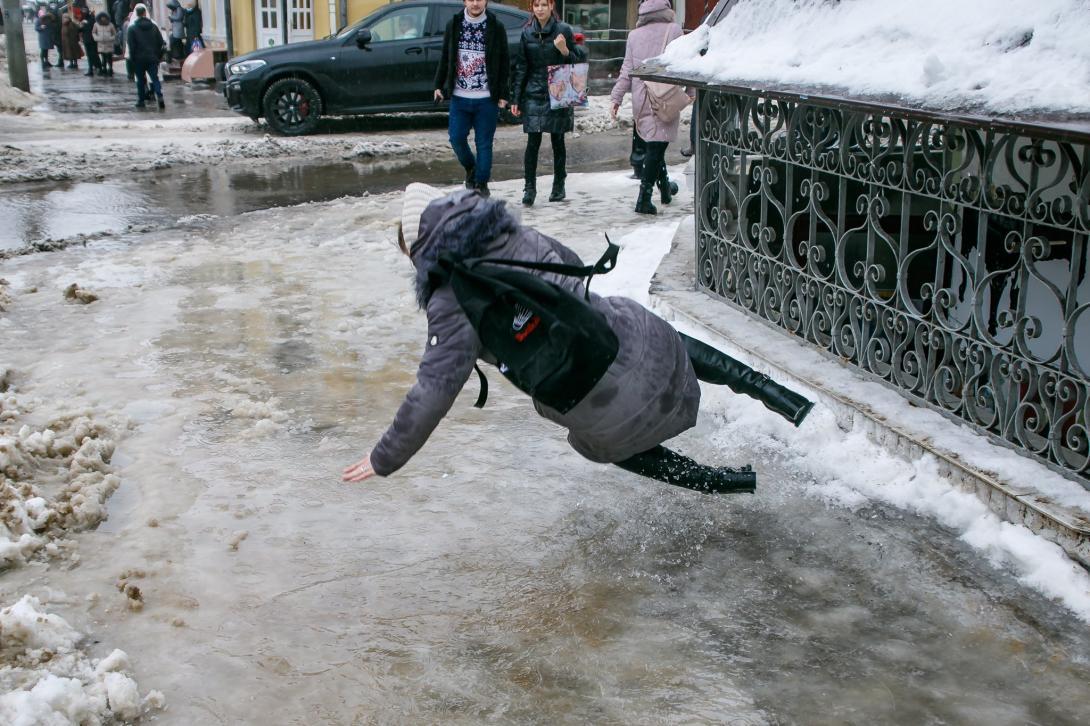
[400,183,446,249]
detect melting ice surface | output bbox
[0,173,1089,724]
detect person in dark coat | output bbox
[59,12,81,69]
[34,9,57,68]
[343,185,813,490]
[510,0,586,206]
[111,0,129,59]
[182,0,202,54]
[166,0,184,60]
[75,1,103,76]
[127,3,165,108]
[433,0,510,198]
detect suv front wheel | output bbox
[262,78,323,136]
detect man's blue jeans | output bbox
[134,60,162,104]
[448,95,498,185]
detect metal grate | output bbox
[695,88,1090,487]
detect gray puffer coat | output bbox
[370,191,700,476]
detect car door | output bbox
[334,4,435,110]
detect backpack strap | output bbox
[465,236,619,301]
[472,363,488,409]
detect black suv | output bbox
[223,0,530,135]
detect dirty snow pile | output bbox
[0,38,39,115]
[0,373,123,568]
[661,0,1090,115]
[0,370,164,722]
[0,595,165,724]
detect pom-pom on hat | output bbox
[400,183,446,248]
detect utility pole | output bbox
[1,0,30,92]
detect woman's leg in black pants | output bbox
[41,49,51,67]
[636,141,667,214]
[549,132,566,201]
[615,445,756,494]
[523,131,542,205]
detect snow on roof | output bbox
[659,0,1090,119]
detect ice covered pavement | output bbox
[1,170,1089,724]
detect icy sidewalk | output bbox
[643,206,1090,619]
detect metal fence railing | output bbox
[694,88,1090,488]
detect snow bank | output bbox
[0,84,38,116]
[0,373,122,569]
[595,211,1090,624]
[0,595,165,724]
[661,0,1090,116]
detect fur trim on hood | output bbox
[410,190,519,309]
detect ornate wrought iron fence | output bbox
[694,88,1090,487]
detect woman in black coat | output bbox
[510,0,586,206]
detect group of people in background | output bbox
[436,0,691,215]
[31,0,202,79]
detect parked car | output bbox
[223,0,532,135]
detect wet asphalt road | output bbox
[2,44,651,250]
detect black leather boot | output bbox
[658,167,678,205]
[464,165,475,190]
[548,175,565,202]
[680,333,814,426]
[635,182,657,215]
[615,445,756,494]
[522,179,536,206]
[549,135,566,201]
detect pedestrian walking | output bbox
[59,12,81,70]
[112,0,130,71]
[75,1,103,76]
[609,0,693,215]
[126,3,164,109]
[182,0,202,55]
[93,12,118,76]
[35,9,57,69]
[166,0,184,61]
[342,184,813,490]
[510,0,586,206]
[433,0,510,198]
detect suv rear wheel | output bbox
[262,78,323,136]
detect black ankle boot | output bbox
[658,174,678,205]
[705,465,757,494]
[548,176,565,202]
[464,165,475,190]
[680,333,814,426]
[635,182,657,215]
[522,179,536,206]
[615,445,757,494]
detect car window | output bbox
[494,9,529,30]
[366,6,429,43]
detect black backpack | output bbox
[432,238,620,414]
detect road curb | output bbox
[649,216,1090,571]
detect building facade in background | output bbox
[215,0,712,57]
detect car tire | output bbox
[262,77,323,136]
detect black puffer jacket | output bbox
[511,17,585,135]
[127,16,163,64]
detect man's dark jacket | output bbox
[127,16,164,64]
[433,9,510,103]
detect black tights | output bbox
[524,132,566,182]
[640,140,668,189]
[40,49,51,66]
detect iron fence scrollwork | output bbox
[695,88,1090,487]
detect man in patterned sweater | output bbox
[434,0,510,197]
